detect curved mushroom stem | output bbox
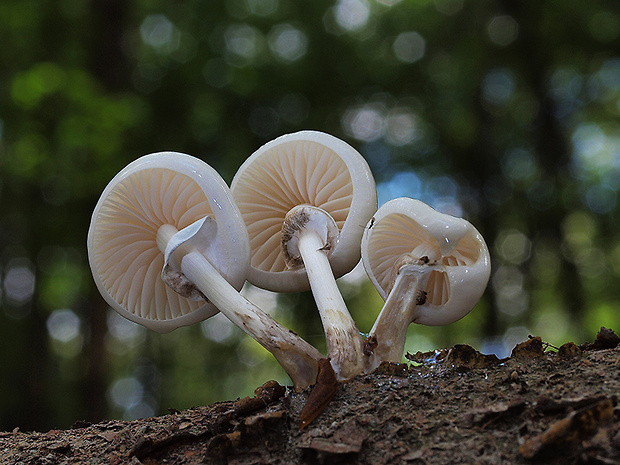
[158,224,323,390]
[182,252,323,389]
[282,206,365,380]
[296,230,366,379]
[364,264,434,373]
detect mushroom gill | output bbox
[90,168,213,321]
[233,140,353,273]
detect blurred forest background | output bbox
[1,0,620,432]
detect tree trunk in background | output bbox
[25,295,52,431]
[502,1,586,337]
[80,0,132,423]
[82,295,108,424]
[89,0,131,91]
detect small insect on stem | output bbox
[361,217,375,230]
[363,335,378,356]
[299,358,338,430]
[415,290,427,306]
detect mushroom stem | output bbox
[365,264,433,373]
[296,229,366,380]
[160,224,323,390]
[157,224,178,253]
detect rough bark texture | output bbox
[2,328,619,465]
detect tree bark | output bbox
[2,329,618,465]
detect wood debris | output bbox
[519,396,616,459]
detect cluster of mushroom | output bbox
[87,131,491,393]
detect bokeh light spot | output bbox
[487,15,519,46]
[584,184,616,214]
[386,110,420,146]
[482,68,515,105]
[393,32,426,64]
[268,24,308,62]
[140,15,177,49]
[47,309,81,343]
[109,377,144,410]
[224,23,262,64]
[496,229,532,264]
[201,312,237,344]
[333,0,370,31]
[501,148,538,183]
[3,259,36,306]
[342,104,385,142]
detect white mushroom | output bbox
[88,152,324,389]
[230,131,377,380]
[361,197,491,372]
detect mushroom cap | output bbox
[230,131,377,292]
[87,152,250,333]
[361,197,491,326]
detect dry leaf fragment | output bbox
[299,359,338,430]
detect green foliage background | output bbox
[1,0,619,431]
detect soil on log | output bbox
[1,328,619,465]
